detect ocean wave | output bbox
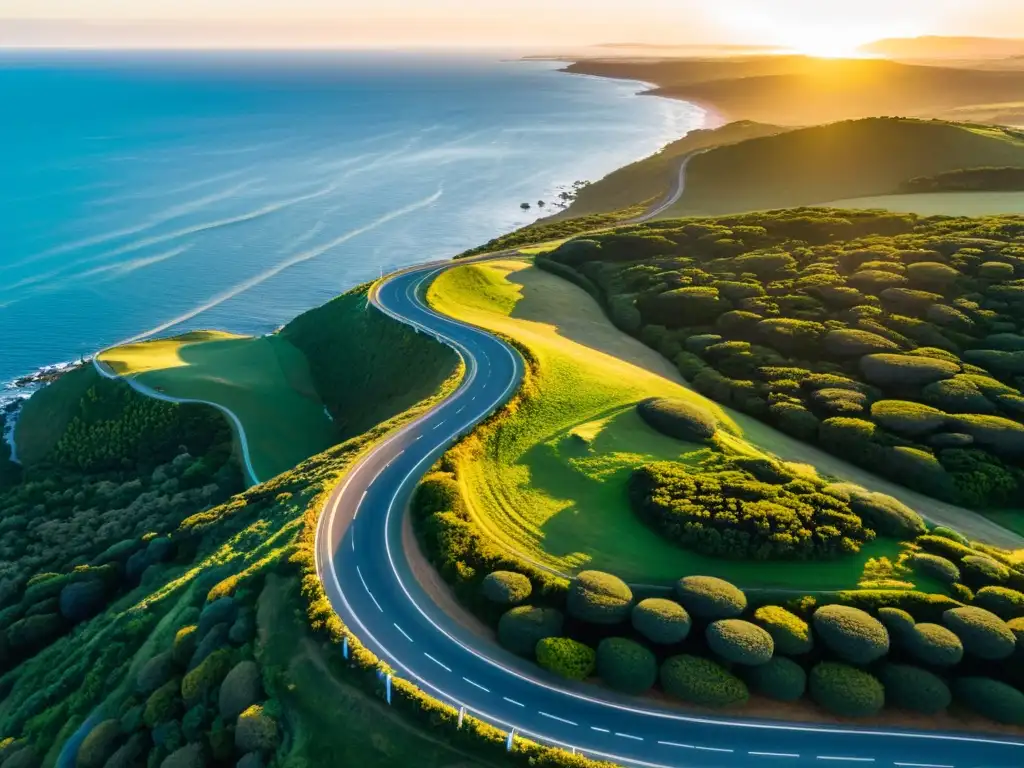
[117,187,443,345]
[90,168,251,207]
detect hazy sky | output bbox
[3,0,1024,51]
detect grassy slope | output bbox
[427,260,918,589]
[14,365,100,465]
[100,333,336,483]
[673,118,1024,215]
[281,285,459,441]
[553,121,789,219]
[828,191,1024,216]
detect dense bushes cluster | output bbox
[543,209,1024,509]
[629,460,874,560]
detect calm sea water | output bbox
[0,50,704,394]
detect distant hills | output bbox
[859,36,1024,60]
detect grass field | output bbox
[14,364,101,465]
[427,260,926,589]
[670,118,1024,216]
[828,191,1024,216]
[99,332,336,482]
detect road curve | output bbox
[315,262,1024,768]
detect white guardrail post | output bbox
[506,729,515,752]
[457,706,465,729]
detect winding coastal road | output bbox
[314,263,1024,768]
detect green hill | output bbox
[672,118,1024,216]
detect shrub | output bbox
[596,637,657,694]
[536,637,596,681]
[931,526,970,545]
[870,401,947,437]
[752,606,813,655]
[161,744,206,768]
[497,606,563,656]
[675,576,747,619]
[961,555,1010,585]
[631,598,691,644]
[481,571,532,605]
[915,534,976,563]
[59,580,107,623]
[832,589,962,623]
[136,651,176,695]
[144,678,181,727]
[922,377,995,414]
[744,657,807,702]
[219,660,262,721]
[660,655,749,708]
[878,663,952,714]
[812,605,889,664]
[979,261,1016,280]
[6,613,63,653]
[635,397,717,442]
[644,286,729,326]
[848,269,907,294]
[907,261,960,289]
[907,553,960,585]
[877,607,916,639]
[949,414,1024,459]
[943,606,1016,659]
[880,287,944,317]
[845,489,927,539]
[859,354,959,388]
[566,571,633,625]
[706,619,774,665]
[809,662,885,717]
[414,472,462,517]
[975,586,1024,620]
[905,623,964,666]
[197,596,237,637]
[757,318,826,355]
[76,719,120,768]
[181,648,233,703]
[953,677,1024,725]
[235,704,279,752]
[824,329,900,357]
[172,625,198,667]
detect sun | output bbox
[785,27,878,58]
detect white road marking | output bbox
[424,653,451,672]
[895,764,953,768]
[539,712,577,727]
[455,406,464,414]
[393,623,413,642]
[591,727,610,733]
[816,758,874,763]
[432,421,445,430]
[503,696,524,707]
[355,566,382,612]
[463,677,490,693]
[350,531,355,551]
[750,752,800,759]
[414,435,422,441]
[657,741,694,749]
[615,733,643,741]
[696,746,734,753]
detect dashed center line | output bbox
[462,677,490,693]
[750,752,800,759]
[503,697,524,707]
[432,421,445,430]
[424,653,451,673]
[894,764,953,768]
[657,741,694,749]
[591,727,610,733]
[393,623,413,642]
[817,758,874,763]
[696,746,734,753]
[538,711,578,727]
[455,406,464,415]
[355,566,382,612]
[614,732,643,741]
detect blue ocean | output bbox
[0,50,703,393]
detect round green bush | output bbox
[76,719,120,768]
[878,663,952,714]
[675,576,746,620]
[948,414,1024,459]
[660,655,749,708]
[808,662,885,717]
[859,354,959,388]
[636,397,718,442]
[536,637,596,681]
[566,571,633,625]
[961,555,1010,585]
[906,261,960,289]
[845,488,927,539]
[59,580,107,623]
[144,678,182,728]
[481,571,532,606]
[871,400,948,437]
[172,625,198,668]
[906,623,964,666]
[974,586,1024,620]
[978,261,1016,280]
[219,660,262,721]
[942,606,1016,660]
[752,606,812,656]
[235,704,279,752]
[414,472,462,516]
[953,677,1024,725]
[497,606,564,657]
[160,743,206,768]
[922,377,994,415]
[824,329,899,357]
[706,619,774,666]
[931,526,970,546]
[197,596,237,637]
[631,598,691,644]
[744,657,807,702]
[181,648,232,703]
[1009,616,1024,643]
[136,650,175,694]
[812,605,889,664]
[908,553,960,585]
[596,637,657,694]
[877,607,916,639]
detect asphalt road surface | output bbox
[315,262,1024,768]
